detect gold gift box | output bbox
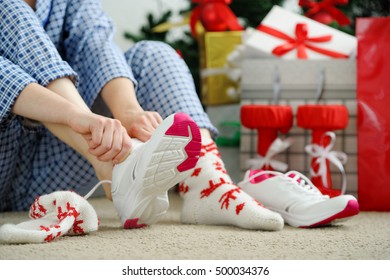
[199,31,242,105]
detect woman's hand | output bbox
[100,78,163,141]
[69,110,132,164]
[117,108,163,142]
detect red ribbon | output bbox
[257,23,349,59]
[299,0,351,26]
[190,0,243,37]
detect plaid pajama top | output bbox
[0,0,215,211]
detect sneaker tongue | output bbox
[286,173,322,196]
[249,169,273,184]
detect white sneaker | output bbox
[111,113,201,228]
[238,170,359,228]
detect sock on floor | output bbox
[179,137,284,231]
[0,191,98,244]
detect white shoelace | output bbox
[84,180,112,200]
[284,171,326,198]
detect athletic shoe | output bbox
[238,170,359,228]
[111,113,201,228]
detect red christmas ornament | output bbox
[299,0,351,26]
[190,0,244,37]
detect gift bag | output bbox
[356,18,390,211]
[199,31,242,105]
[240,59,357,195]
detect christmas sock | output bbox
[0,191,99,244]
[179,137,284,231]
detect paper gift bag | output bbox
[240,59,357,195]
[356,17,390,211]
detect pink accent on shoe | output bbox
[249,170,272,184]
[301,199,360,228]
[165,113,201,172]
[124,218,147,229]
[287,172,302,183]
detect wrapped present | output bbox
[199,31,242,105]
[243,5,356,59]
[356,18,390,211]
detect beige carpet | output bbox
[0,191,389,260]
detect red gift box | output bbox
[356,18,390,211]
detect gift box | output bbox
[199,31,242,105]
[356,18,390,211]
[244,5,357,59]
[239,59,357,195]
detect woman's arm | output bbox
[11,80,131,163]
[11,82,83,125]
[63,0,162,141]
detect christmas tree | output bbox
[123,0,389,96]
[230,0,284,27]
[123,0,283,97]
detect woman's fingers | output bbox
[87,118,131,162]
[112,128,133,164]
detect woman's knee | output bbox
[0,0,49,59]
[0,0,38,25]
[124,40,178,64]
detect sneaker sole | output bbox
[121,113,201,229]
[300,199,360,228]
[275,199,359,228]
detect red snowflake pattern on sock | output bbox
[72,219,85,234]
[191,167,202,177]
[30,196,47,219]
[200,178,241,211]
[219,187,240,210]
[236,203,245,215]
[201,178,232,198]
[57,202,80,221]
[44,231,61,242]
[56,202,85,234]
[178,183,189,194]
[200,142,221,158]
[213,161,227,174]
[40,225,62,242]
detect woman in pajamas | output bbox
[0,0,282,231]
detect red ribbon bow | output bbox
[257,23,349,59]
[299,0,351,26]
[190,0,243,37]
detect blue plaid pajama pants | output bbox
[0,3,216,212]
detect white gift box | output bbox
[243,5,357,59]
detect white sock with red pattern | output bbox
[0,191,98,244]
[179,137,284,231]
